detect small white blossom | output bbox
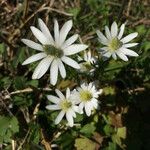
[22,19,88,85]
[79,51,97,73]
[46,88,80,127]
[96,22,139,61]
[73,82,102,116]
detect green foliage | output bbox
[0,116,19,144]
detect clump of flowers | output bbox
[96,22,139,61]
[22,19,88,85]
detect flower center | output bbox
[108,38,123,51]
[80,90,93,102]
[43,45,64,58]
[60,99,72,111]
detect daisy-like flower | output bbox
[22,19,88,85]
[78,51,97,73]
[73,82,102,116]
[46,88,80,127]
[96,22,139,61]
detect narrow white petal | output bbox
[58,60,66,78]
[32,56,53,79]
[30,26,50,45]
[116,51,128,61]
[38,18,54,44]
[66,111,74,127]
[96,30,108,45]
[111,22,118,37]
[85,102,92,116]
[120,48,139,57]
[102,51,111,58]
[118,24,125,39]
[61,34,78,49]
[55,89,65,100]
[64,44,88,56]
[61,56,80,69]
[105,26,111,40]
[55,111,65,124]
[59,20,73,46]
[50,59,59,85]
[54,19,59,46]
[123,43,138,48]
[46,105,61,110]
[21,39,43,51]
[112,53,117,60]
[121,32,138,43]
[22,52,46,65]
[100,47,109,52]
[47,95,60,104]
[66,88,70,99]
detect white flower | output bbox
[78,51,97,73]
[73,82,102,116]
[46,88,80,127]
[22,19,88,85]
[96,22,139,61]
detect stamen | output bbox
[60,99,72,111]
[108,38,123,51]
[80,90,93,101]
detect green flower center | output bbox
[80,90,93,102]
[43,45,64,58]
[108,38,123,51]
[60,99,72,111]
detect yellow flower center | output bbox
[43,45,64,57]
[108,38,123,51]
[80,90,93,102]
[60,99,72,111]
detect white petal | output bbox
[59,20,73,46]
[30,26,50,45]
[55,89,65,100]
[123,43,138,48]
[96,30,108,45]
[61,34,78,49]
[55,111,65,124]
[58,60,66,78]
[112,53,117,60]
[50,59,59,85]
[118,24,125,39]
[66,111,74,127]
[116,51,128,61]
[46,105,60,110]
[111,22,118,37]
[64,44,88,56]
[102,51,111,58]
[66,88,70,99]
[21,39,43,51]
[54,19,59,46]
[47,95,60,104]
[121,32,138,43]
[22,52,46,65]
[61,56,80,69]
[85,102,92,116]
[38,18,54,44]
[105,26,111,40]
[120,48,139,57]
[32,56,53,79]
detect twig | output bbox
[126,0,132,16]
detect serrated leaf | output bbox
[80,124,96,136]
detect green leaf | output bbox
[75,137,96,150]
[103,124,114,136]
[117,127,126,139]
[0,116,19,144]
[80,124,96,136]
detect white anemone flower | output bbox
[46,88,80,127]
[79,51,97,73]
[74,82,102,116]
[96,22,139,61]
[22,19,88,85]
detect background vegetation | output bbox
[0,0,150,149]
